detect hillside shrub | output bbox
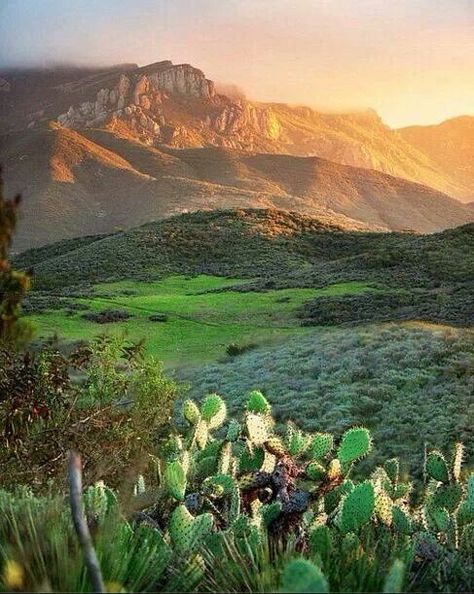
[184,325,474,475]
[82,309,132,324]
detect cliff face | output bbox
[53,61,281,150]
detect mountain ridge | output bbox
[1,60,473,200]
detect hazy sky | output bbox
[1,0,473,127]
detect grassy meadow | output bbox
[26,275,379,366]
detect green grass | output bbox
[27,276,377,366]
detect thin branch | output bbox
[68,450,105,593]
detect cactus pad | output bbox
[168,505,213,552]
[338,481,375,533]
[245,412,269,446]
[226,419,241,442]
[280,559,329,593]
[326,458,341,480]
[392,506,412,535]
[432,483,463,512]
[338,427,371,465]
[383,458,400,484]
[310,433,334,460]
[164,460,187,501]
[265,435,287,458]
[306,461,326,481]
[182,399,200,425]
[425,451,450,483]
[195,419,209,450]
[246,390,271,414]
[200,394,226,428]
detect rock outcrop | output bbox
[54,61,281,149]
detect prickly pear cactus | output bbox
[337,427,372,466]
[246,390,271,414]
[310,433,334,460]
[425,450,450,483]
[337,481,375,533]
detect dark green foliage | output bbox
[0,169,31,347]
[2,393,474,592]
[82,308,132,323]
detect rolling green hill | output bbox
[15,208,473,368]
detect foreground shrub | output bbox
[0,335,177,488]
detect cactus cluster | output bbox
[149,391,474,569]
[2,391,474,593]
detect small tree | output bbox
[0,166,30,347]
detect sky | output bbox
[1,0,473,128]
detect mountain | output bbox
[3,122,472,251]
[1,60,473,250]
[1,61,470,199]
[399,116,474,202]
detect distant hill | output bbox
[3,124,472,251]
[399,116,474,202]
[16,209,474,330]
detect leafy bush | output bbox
[0,336,177,488]
[184,325,474,475]
[226,342,256,357]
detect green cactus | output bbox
[452,443,464,482]
[164,460,187,501]
[309,525,332,559]
[218,441,232,475]
[245,412,270,446]
[432,483,463,512]
[460,523,474,554]
[341,532,361,556]
[324,480,354,515]
[201,394,226,429]
[195,419,209,450]
[168,504,213,552]
[326,458,341,480]
[226,419,241,442]
[306,461,326,481]
[84,482,115,522]
[375,486,393,526]
[337,427,372,466]
[246,390,271,414]
[265,435,287,458]
[183,399,200,425]
[286,422,311,457]
[392,506,412,535]
[425,450,450,483]
[338,481,375,533]
[202,474,235,498]
[384,458,400,484]
[238,445,265,473]
[260,501,282,527]
[310,433,334,460]
[280,559,329,593]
